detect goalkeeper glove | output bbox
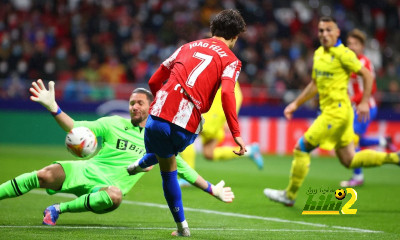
[30,79,58,113]
[211,180,235,203]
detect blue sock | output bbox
[353,147,363,175]
[359,137,380,147]
[353,168,362,175]
[139,153,159,168]
[161,170,185,223]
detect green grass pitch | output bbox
[0,144,399,239]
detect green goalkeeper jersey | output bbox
[75,116,147,166]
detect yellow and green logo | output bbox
[302,187,357,215]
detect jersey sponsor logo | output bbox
[314,69,333,78]
[116,139,146,155]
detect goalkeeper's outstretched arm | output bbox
[29,79,74,132]
[176,154,235,203]
[127,153,235,203]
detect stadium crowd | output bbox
[0,0,399,107]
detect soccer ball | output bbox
[65,127,97,158]
[335,189,346,200]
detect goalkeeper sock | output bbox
[213,146,240,161]
[350,150,399,168]
[0,171,39,200]
[161,170,186,223]
[180,144,196,169]
[59,190,113,214]
[286,149,311,200]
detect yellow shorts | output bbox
[201,82,243,144]
[305,101,354,150]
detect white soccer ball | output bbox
[65,127,97,158]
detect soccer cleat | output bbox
[263,188,295,207]
[42,204,60,226]
[127,159,153,175]
[340,178,364,187]
[178,179,191,188]
[385,137,397,152]
[211,180,235,203]
[249,143,264,170]
[171,227,191,237]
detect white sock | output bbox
[379,137,387,147]
[353,174,364,181]
[177,220,188,230]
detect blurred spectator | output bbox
[81,57,101,85]
[98,55,127,85]
[90,76,115,102]
[63,71,91,102]
[0,0,397,108]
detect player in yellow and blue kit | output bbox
[263,16,400,206]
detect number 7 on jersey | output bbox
[186,52,213,88]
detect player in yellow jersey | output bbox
[263,16,399,206]
[179,82,263,186]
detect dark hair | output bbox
[347,28,366,46]
[320,16,337,23]
[132,88,154,102]
[210,9,246,40]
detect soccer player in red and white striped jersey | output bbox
[143,9,247,237]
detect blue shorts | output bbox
[144,115,198,158]
[353,106,377,135]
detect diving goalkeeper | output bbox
[0,79,234,226]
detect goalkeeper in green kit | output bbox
[0,79,234,226]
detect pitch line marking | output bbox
[0,225,377,233]
[29,190,382,234]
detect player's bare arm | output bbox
[356,66,373,122]
[29,79,74,132]
[284,79,318,120]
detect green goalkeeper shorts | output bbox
[46,160,144,197]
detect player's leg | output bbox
[336,142,399,168]
[341,134,364,187]
[264,113,331,206]
[144,115,192,236]
[158,155,189,236]
[43,186,121,225]
[0,164,64,200]
[202,131,263,169]
[264,136,316,206]
[356,106,393,150]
